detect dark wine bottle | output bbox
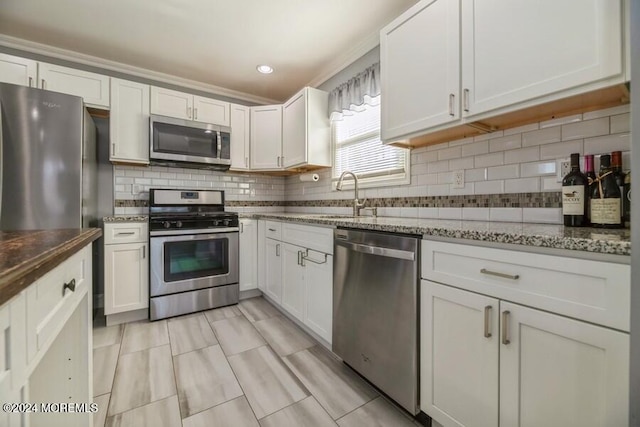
[562,153,588,227]
[584,154,596,225]
[611,151,625,225]
[623,171,631,228]
[590,154,622,228]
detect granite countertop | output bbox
[103,215,148,223]
[241,213,631,256]
[0,228,102,306]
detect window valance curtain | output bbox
[328,62,381,121]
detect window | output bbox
[332,97,409,187]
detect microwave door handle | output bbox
[216,131,222,159]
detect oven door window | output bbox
[164,238,228,282]
[153,122,218,157]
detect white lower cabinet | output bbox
[281,243,305,321]
[257,220,266,292]
[302,251,333,343]
[265,238,283,303]
[239,219,258,291]
[421,279,629,427]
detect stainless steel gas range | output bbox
[148,189,239,320]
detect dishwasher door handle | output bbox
[338,241,415,261]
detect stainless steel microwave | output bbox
[149,114,231,170]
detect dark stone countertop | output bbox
[0,228,102,306]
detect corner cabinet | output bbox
[250,105,283,170]
[230,104,251,170]
[381,0,628,142]
[420,240,630,427]
[110,78,150,164]
[282,87,331,169]
[103,222,149,317]
[239,219,258,291]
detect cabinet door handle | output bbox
[484,305,492,338]
[245,157,248,168]
[463,88,470,112]
[194,108,198,120]
[112,143,116,156]
[240,222,244,233]
[501,310,511,345]
[449,93,455,116]
[41,79,46,89]
[142,246,146,259]
[63,278,76,295]
[277,156,280,167]
[28,77,33,87]
[480,268,519,280]
[187,107,192,119]
[297,250,303,266]
[276,243,280,257]
[268,228,276,232]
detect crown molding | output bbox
[306,31,380,89]
[0,34,279,105]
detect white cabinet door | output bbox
[0,292,27,412]
[282,88,307,168]
[239,219,258,292]
[281,243,305,321]
[380,0,460,141]
[264,238,282,304]
[104,242,149,315]
[150,86,193,120]
[250,105,282,170]
[421,280,499,427]
[461,0,624,117]
[110,78,150,164]
[257,221,266,292]
[38,63,110,108]
[303,252,333,344]
[193,95,230,126]
[0,53,37,87]
[230,104,251,170]
[499,301,629,427]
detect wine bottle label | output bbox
[562,185,585,215]
[590,198,621,224]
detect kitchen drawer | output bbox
[282,222,333,254]
[265,221,282,240]
[104,222,148,244]
[26,245,91,364]
[422,240,630,331]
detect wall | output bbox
[285,105,631,224]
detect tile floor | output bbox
[92,297,423,427]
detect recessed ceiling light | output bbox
[256,65,274,74]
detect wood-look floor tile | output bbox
[228,345,309,419]
[173,344,243,418]
[93,394,110,427]
[93,324,124,349]
[120,320,169,354]
[204,304,242,323]
[105,395,182,427]
[210,315,265,356]
[254,315,315,356]
[167,313,217,356]
[182,396,259,427]
[108,345,176,416]
[284,346,377,419]
[93,343,120,396]
[336,397,416,427]
[238,297,281,323]
[259,396,338,427]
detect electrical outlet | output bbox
[556,159,571,182]
[453,170,465,189]
[132,184,143,194]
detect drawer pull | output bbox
[480,268,519,280]
[268,228,276,232]
[484,305,492,338]
[501,310,511,345]
[116,232,136,236]
[63,279,76,295]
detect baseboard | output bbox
[239,289,262,300]
[106,308,148,326]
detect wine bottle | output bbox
[623,171,631,228]
[562,153,588,227]
[611,151,625,225]
[584,154,596,224]
[590,154,622,228]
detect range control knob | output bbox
[223,219,231,226]
[163,221,171,229]
[176,221,183,228]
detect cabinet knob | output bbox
[63,279,76,295]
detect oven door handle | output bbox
[150,227,239,237]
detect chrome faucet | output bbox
[336,171,367,217]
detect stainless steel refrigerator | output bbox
[0,82,97,230]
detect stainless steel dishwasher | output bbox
[333,228,419,415]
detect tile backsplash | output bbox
[112,105,630,224]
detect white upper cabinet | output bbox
[381,0,460,141]
[110,78,150,164]
[381,0,627,141]
[462,0,624,118]
[230,103,251,170]
[150,86,230,125]
[38,62,110,108]
[193,95,230,126]
[250,105,283,170]
[0,53,37,87]
[282,87,331,169]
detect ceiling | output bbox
[0,0,418,103]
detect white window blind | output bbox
[333,100,409,184]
